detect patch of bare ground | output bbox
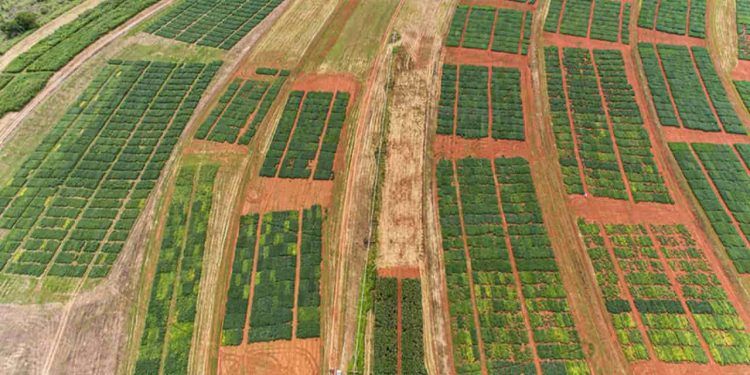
[242,178,334,214]
[462,0,535,11]
[637,28,707,47]
[543,32,626,50]
[218,338,320,375]
[732,60,750,80]
[660,126,750,144]
[183,140,249,155]
[191,160,247,374]
[376,267,420,279]
[444,47,528,68]
[433,136,530,159]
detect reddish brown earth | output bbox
[242,178,333,214]
[444,48,528,68]
[569,196,686,224]
[291,73,360,97]
[731,60,750,81]
[217,338,320,375]
[637,28,707,46]
[543,32,626,50]
[433,136,529,159]
[661,126,750,144]
[376,267,420,279]
[462,0,535,12]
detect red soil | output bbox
[555,0,567,33]
[652,0,661,30]
[617,0,627,44]
[731,60,750,81]
[376,267,420,279]
[218,338,320,375]
[543,32,626,50]
[462,0,535,12]
[291,73,360,99]
[660,126,750,144]
[444,47,528,69]
[637,28,707,47]
[242,178,333,214]
[433,136,529,159]
[584,0,596,39]
[684,0,692,36]
[569,195,687,224]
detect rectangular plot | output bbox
[638,44,680,127]
[691,48,746,135]
[445,5,531,55]
[0,60,219,278]
[462,6,496,50]
[134,163,218,374]
[589,0,622,42]
[559,0,593,38]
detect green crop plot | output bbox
[544,47,670,202]
[146,0,283,50]
[260,90,350,180]
[219,206,323,345]
[445,5,532,55]
[638,0,706,38]
[546,0,626,43]
[670,143,750,273]
[437,64,525,140]
[639,44,745,134]
[579,219,750,364]
[195,69,288,145]
[437,157,590,374]
[0,0,160,118]
[134,163,218,374]
[373,277,428,374]
[0,60,219,279]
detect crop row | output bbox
[545,0,627,43]
[738,0,750,60]
[445,5,532,55]
[438,64,525,140]
[670,143,750,273]
[639,44,746,134]
[220,206,323,345]
[0,0,159,117]
[146,0,283,50]
[0,60,219,279]
[260,90,349,180]
[373,277,427,374]
[639,0,706,38]
[195,70,287,144]
[579,220,750,364]
[437,157,590,374]
[134,163,218,374]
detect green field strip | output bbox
[638,44,680,127]
[445,4,532,55]
[638,0,706,37]
[669,143,750,273]
[592,50,671,203]
[402,279,427,374]
[690,48,747,135]
[296,205,322,338]
[0,60,219,279]
[134,163,218,374]
[437,157,590,374]
[146,0,284,50]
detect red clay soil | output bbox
[543,32,626,51]
[651,0,661,29]
[584,0,596,39]
[660,126,750,144]
[731,60,750,81]
[637,28,707,47]
[462,0,536,12]
[182,140,248,155]
[444,48,528,69]
[569,195,688,224]
[450,160,489,375]
[590,49,635,202]
[242,178,333,214]
[554,0,567,32]
[684,0,692,36]
[291,73,360,99]
[433,136,530,159]
[490,159,542,374]
[617,0,627,44]
[376,267,420,279]
[218,338,320,375]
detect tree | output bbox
[2,12,39,38]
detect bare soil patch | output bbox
[376,267,420,279]
[543,32,626,50]
[218,338,320,375]
[462,0,536,11]
[444,47,528,68]
[433,136,530,159]
[660,126,750,144]
[242,177,334,214]
[637,28,707,47]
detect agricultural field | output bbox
[544,46,670,202]
[638,0,706,38]
[260,89,350,180]
[670,143,750,274]
[545,0,630,43]
[638,43,747,134]
[438,64,525,140]
[436,156,590,374]
[195,68,288,145]
[0,59,219,278]
[579,219,750,365]
[134,163,218,374]
[372,276,427,374]
[0,0,86,54]
[0,0,160,117]
[445,4,533,55]
[145,0,283,50]
[219,205,323,345]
